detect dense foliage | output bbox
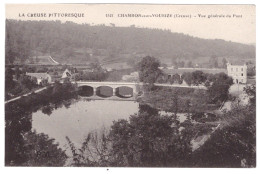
[206,73,234,103]
[108,105,192,167]
[66,104,194,167]
[5,67,39,100]
[22,131,67,166]
[192,85,256,167]
[137,56,162,86]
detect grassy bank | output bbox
[140,86,219,113]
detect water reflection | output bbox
[78,86,93,97]
[115,86,133,98]
[32,99,139,149]
[96,86,113,98]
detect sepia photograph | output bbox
[3,3,256,168]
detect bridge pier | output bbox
[93,87,97,96]
[112,88,116,96]
[132,87,137,98]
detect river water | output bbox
[31,98,187,152]
[32,99,139,150]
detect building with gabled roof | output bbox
[62,69,72,79]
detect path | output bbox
[5,86,48,104]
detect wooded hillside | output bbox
[5,19,255,65]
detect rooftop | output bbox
[163,68,227,75]
[227,62,246,66]
[26,72,51,79]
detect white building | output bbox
[227,63,247,84]
[26,72,52,85]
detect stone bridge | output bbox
[74,81,139,99]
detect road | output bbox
[5,86,48,104]
[154,83,207,89]
[220,84,249,112]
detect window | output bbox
[241,73,243,76]
[241,68,243,71]
[236,68,238,72]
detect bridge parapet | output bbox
[76,81,136,88]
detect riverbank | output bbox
[139,86,219,113]
[5,82,78,166]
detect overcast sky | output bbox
[6,4,256,44]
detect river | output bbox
[32,99,139,149]
[31,98,188,152]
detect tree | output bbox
[244,84,256,106]
[187,61,193,68]
[191,71,207,86]
[22,131,67,166]
[214,60,219,68]
[137,56,161,86]
[172,59,178,68]
[222,58,228,68]
[207,73,233,103]
[66,130,110,167]
[90,62,102,72]
[170,73,181,84]
[209,55,218,68]
[178,61,185,68]
[5,67,15,93]
[192,105,255,167]
[109,104,192,167]
[182,72,193,86]
[172,91,179,116]
[247,66,255,76]
[204,73,215,87]
[156,74,167,84]
[14,66,22,80]
[18,74,38,90]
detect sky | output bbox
[5,4,256,44]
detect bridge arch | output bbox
[96,86,113,98]
[115,86,134,98]
[78,85,94,97]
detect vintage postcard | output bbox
[4,4,256,167]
